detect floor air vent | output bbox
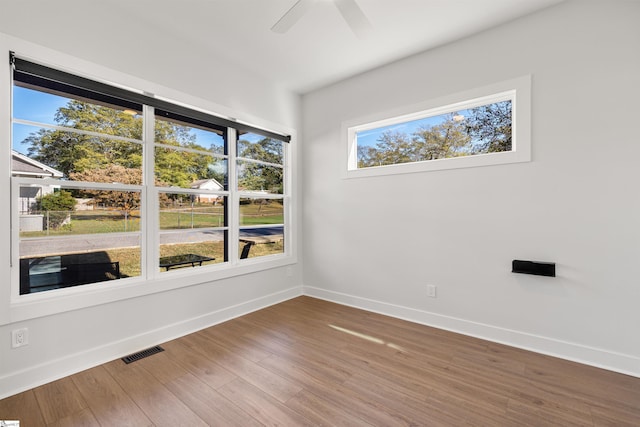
[122,345,164,364]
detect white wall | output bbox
[302,0,640,376]
[0,33,302,398]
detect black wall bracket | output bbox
[512,260,555,277]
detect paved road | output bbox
[20,227,284,257]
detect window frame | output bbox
[342,75,531,179]
[12,178,146,292]
[235,132,287,262]
[7,53,295,321]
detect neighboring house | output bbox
[190,178,223,203]
[12,151,64,230]
[11,150,64,180]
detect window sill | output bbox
[7,254,297,323]
[344,149,531,179]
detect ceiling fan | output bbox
[271,0,372,38]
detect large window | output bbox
[11,55,290,296]
[344,76,531,178]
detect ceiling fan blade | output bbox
[271,0,317,33]
[334,0,372,38]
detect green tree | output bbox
[237,137,283,193]
[357,144,379,168]
[412,114,471,160]
[464,100,512,153]
[357,114,471,168]
[370,130,416,166]
[24,100,143,177]
[22,99,227,190]
[38,190,76,229]
[154,119,226,188]
[356,104,512,168]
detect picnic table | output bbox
[159,253,214,271]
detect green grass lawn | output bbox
[159,210,225,229]
[21,210,141,237]
[100,240,283,277]
[21,204,283,237]
[240,203,283,226]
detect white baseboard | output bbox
[3,284,637,400]
[0,286,302,400]
[303,286,640,378]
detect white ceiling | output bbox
[0,0,563,94]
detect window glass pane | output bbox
[18,185,142,294]
[356,100,512,168]
[159,193,225,271]
[237,132,284,164]
[18,185,141,236]
[13,85,142,138]
[20,249,139,294]
[155,115,226,155]
[239,226,284,259]
[13,124,143,183]
[159,234,223,271]
[239,198,283,226]
[160,193,226,230]
[154,146,228,189]
[237,160,283,194]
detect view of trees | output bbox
[19,99,285,211]
[357,100,512,168]
[70,164,142,215]
[237,136,284,194]
[23,100,143,177]
[154,118,226,189]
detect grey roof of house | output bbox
[11,151,64,178]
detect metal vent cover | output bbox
[121,345,164,364]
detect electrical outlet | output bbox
[427,285,437,298]
[11,328,29,348]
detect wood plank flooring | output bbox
[1,296,639,426]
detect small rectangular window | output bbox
[356,99,512,168]
[344,76,531,177]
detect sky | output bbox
[15,84,469,160]
[12,86,68,154]
[11,85,255,155]
[356,109,470,148]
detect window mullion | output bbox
[227,128,238,263]
[143,105,158,280]
[283,140,292,256]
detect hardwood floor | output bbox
[1,296,639,426]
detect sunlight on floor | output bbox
[329,324,408,353]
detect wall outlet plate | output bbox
[11,328,29,348]
[427,285,437,298]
